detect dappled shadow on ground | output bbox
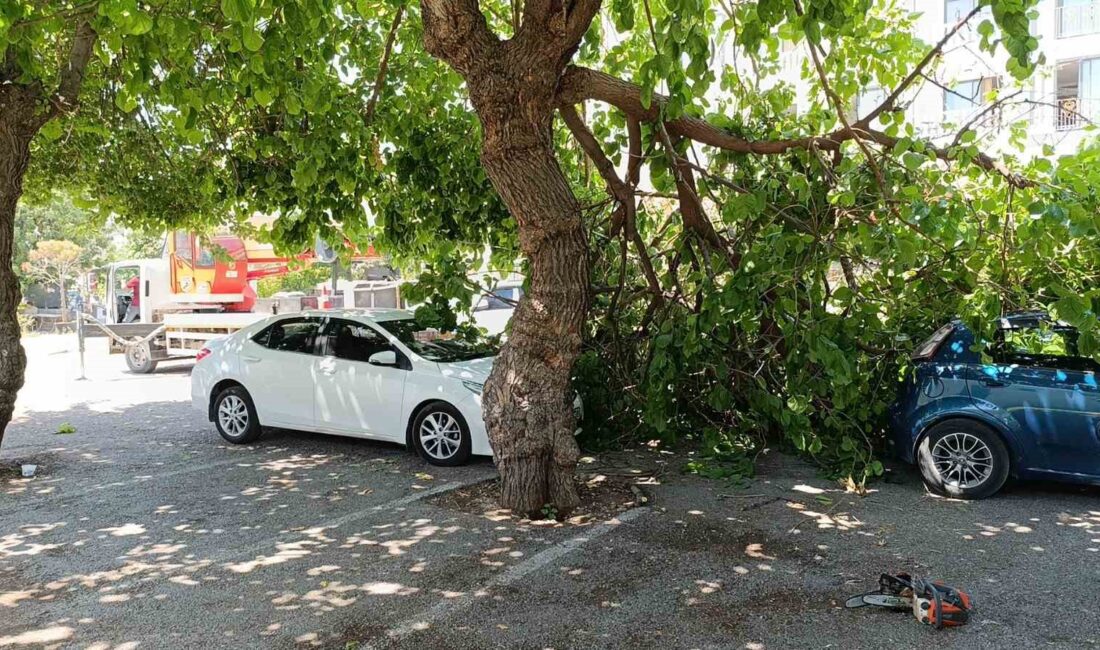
[430,473,645,527]
[0,396,530,648]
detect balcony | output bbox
[1055,96,1098,130]
[1057,2,1100,38]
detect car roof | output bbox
[999,311,1069,329]
[296,308,415,323]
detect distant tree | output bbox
[256,265,334,298]
[21,240,83,320]
[15,195,109,280]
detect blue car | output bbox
[890,312,1100,499]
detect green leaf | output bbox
[220,0,254,23]
[242,27,264,52]
[253,87,275,107]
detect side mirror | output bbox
[368,350,398,367]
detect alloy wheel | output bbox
[218,395,249,438]
[931,432,993,489]
[419,411,462,460]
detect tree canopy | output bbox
[8,0,1100,499]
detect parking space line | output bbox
[370,506,650,647]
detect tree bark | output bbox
[0,16,96,450]
[478,114,588,516]
[0,89,36,449]
[420,1,591,515]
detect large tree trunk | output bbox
[0,89,35,449]
[478,117,589,515]
[420,4,591,515]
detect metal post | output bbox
[75,295,86,381]
[331,259,339,308]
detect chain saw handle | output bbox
[910,578,971,629]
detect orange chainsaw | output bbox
[845,573,971,629]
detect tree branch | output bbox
[560,104,662,298]
[950,90,1022,147]
[420,0,499,75]
[559,65,849,153]
[557,65,1034,188]
[52,15,98,117]
[363,5,406,126]
[857,4,982,127]
[517,0,600,63]
[654,125,725,249]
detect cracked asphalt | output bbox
[2,334,1099,649]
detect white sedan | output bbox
[191,309,499,466]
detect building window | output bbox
[944,79,980,113]
[1057,0,1100,38]
[942,77,1000,116]
[945,0,977,23]
[856,87,887,118]
[1057,58,1100,130]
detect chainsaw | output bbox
[845,573,972,629]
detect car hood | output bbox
[437,356,495,382]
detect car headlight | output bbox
[462,381,484,395]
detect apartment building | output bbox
[776,0,1100,157]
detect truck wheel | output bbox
[125,340,158,374]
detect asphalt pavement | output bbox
[2,335,1098,649]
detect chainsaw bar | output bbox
[846,573,972,629]
[845,593,912,610]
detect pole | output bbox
[331,259,339,308]
[75,294,86,381]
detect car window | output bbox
[474,289,516,312]
[376,317,498,362]
[323,319,392,363]
[994,325,1095,372]
[253,318,322,354]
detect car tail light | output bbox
[195,347,212,363]
[911,323,955,361]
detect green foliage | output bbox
[14,195,113,283]
[10,0,1076,491]
[55,422,76,435]
[571,0,1083,488]
[256,265,332,298]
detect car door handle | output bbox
[980,377,1007,387]
[242,355,262,363]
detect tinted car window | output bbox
[253,318,322,354]
[324,319,392,363]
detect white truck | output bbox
[89,258,403,373]
[88,258,276,373]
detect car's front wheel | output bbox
[917,419,1009,499]
[213,386,262,444]
[411,403,471,467]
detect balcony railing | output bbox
[1056,96,1098,130]
[1057,2,1100,38]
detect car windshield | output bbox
[377,317,498,362]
